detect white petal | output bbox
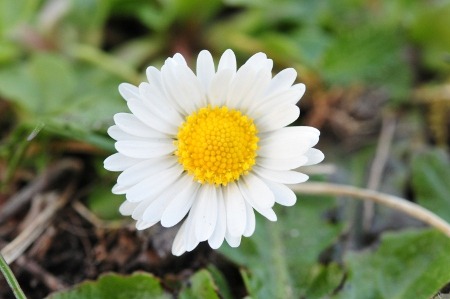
[264,68,297,97]
[173,53,187,66]
[119,200,137,216]
[249,83,305,117]
[185,213,200,252]
[240,176,276,221]
[240,65,272,110]
[218,49,237,72]
[253,166,309,184]
[262,179,297,206]
[171,64,207,111]
[136,219,158,230]
[259,125,320,139]
[225,182,247,237]
[160,62,204,115]
[239,173,275,209]
[193,185,218,241]
[257,156,308,171]
[208,189,226,249]
[260,126,319,148]
[172,219,188,256]
[118,83,140,101]
[159,63,186,114]
[115,139,175,159]
[226,63,272,110]
[112,183,128,195]
[244,52,268,70]
[146,66,161,83]
[257,207,277,221]
[258,127,319,159]
[140,192,173,224]
[160,178,199,228]
[144,69,184,123]
[303,148,325,166]
[127,99,178,135]
[226,66,258,109]
[104,153,141,171]
[131,195,157,220]
[207,69,234,107]
[117,156,177,187]
[125,165,183,203]
[197,50,215,92]
[108,126,140,141]
[139,173,192,223]
[114,113,167,138]
[255,104,300,133]
[225,230,241,247]
[139,83,184,125]
[243,201,256,237]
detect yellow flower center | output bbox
[175,106,259,186]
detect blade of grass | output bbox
[0,253,27,299]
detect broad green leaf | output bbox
[0,53,75,117]
[321,26,412,99]
[87,185,123,220]
[0,41,21,64]
[179,269,220,299]
[206,265,234,299]
[64,0,110,45]
[412,149,450,222]
[335,229,450,299]
[46,272,171,299]
[0,53,125,149]
[293,27,332,67]
[219,196,343,299]
[0,0,38,36]
[409,2,450,73]
[0,63,39,117]
[29,53,76,115]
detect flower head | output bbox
[104,49,324,255]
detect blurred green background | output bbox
[1,0,450,298]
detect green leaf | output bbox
[179,269,220,299]
[0,53,125,149]
[29,53,76,115]
[87,185,123,220]
[0,53,75,117]
[46,272,171,299]
[206,265,234,299]
[0,0,38,36]
[409,2,450,73]
[321,26,412,99]
[64,0,111,45]
[219,196,344,299]
[412,149,450,222]
[335,229,450,299]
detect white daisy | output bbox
[104,49,324,256]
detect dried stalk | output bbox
[1,183,76,264]
[292,182,450,238]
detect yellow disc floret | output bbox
[175,106,259,186]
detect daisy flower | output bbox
[104,49,324,256]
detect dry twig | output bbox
[0,159,82,223]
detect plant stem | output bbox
[0,253,27,299]
[292,182,450,238]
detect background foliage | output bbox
[1,0,449,298]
